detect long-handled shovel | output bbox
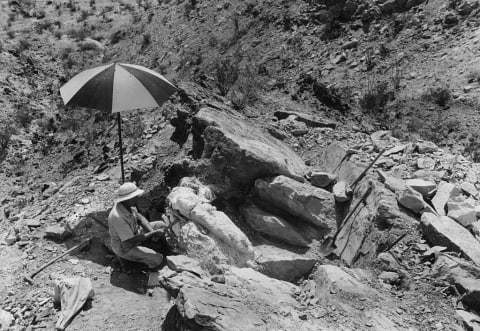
[23,237,92,284]
[320,185,373,257]
[350,149,385,191]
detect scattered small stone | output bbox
[333,181,351,202]
[309,171,336,188]
[378,271,400,284]
[95,174,110,181]
[4,230,17,246]
[416,141,438,154]
[298,313,308,320]
[45,225,72,241]
[80,198,90,204]
[211,274,225,284]
[24,219,41,228]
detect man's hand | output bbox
[145,229,163,240]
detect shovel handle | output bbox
[331,185,373,241]
[351,149,385,188]
[24,238,91,283]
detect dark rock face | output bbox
[190,107,307,187]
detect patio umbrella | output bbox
[59,62,177,183]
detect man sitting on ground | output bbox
[108,182,166,270]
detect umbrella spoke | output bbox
[118,64,177,108]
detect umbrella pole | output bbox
[117,113,125,183]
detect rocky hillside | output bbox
[2,0,480,330]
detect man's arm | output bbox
[131,207,154,233]
[123,229,163,247]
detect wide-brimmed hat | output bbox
[115,182,144,203]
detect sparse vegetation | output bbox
[0,122,15,161]
[141,33,151,52]
[359,75,393,114]
[78,9,90,22]
[7,30,15,39]
[14,103,34,128]
[230,66,261,110]
[34,19,54,34]
[467,70,480,83]
[214,57,240,96]
[464,134,480,162]
[422,85,451,107]
[389,56,403,91]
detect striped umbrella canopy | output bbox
[60,63,177,182]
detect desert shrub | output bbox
[365,47,375,71]
[359,78,392,114]
[7,30,15,39]
[110,30,126,44]
[131,11,142,23]
[123,114,145,150]
[59,46,73,60]
[422,85,451,107]
[147,11,154,23]
[34,8,46,19]
[0,122,15,161]
[15,38,30,53]
[37,134,57,156]
[124,113,145,139]
[141,33,151,52]
[14,103,34,128]
[60,112,81,132]
[208,35,218,47]
[34,19,54,34]
[78,9,90,22]
[67,27,89,41]
[230,67,261,110]
[37,117,58,134]
[214,57,240,96]
[464,134,480,162]
[389,56,403,91]
[467,70,480,83]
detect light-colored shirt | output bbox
[108,202,140,255]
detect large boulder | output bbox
[160,266,301,330]
[225,267,298,305]
[254,245,316,282]
[241,205,309,247]
[334,182,417,267]
[421,213,480,265]
[255,175,336,231]
[168,186,254,260]
[190,203,254,258]
[314,265,378,299]
[174,221,231,265]
[447,197,477,227]
[316,142,363,185]
[167,186,206,219]
[405,178,436,197]
[163,286,267,331]
[191,107,307,187]
[396,186,425,213]
[431,254,480,312]
[308,171,337,188]
[432,181,461,216]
